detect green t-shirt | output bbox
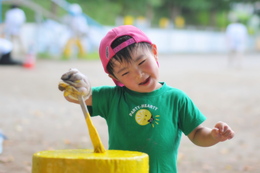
[89,82,206,173]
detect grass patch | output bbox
[85,52,100,60]
[37,52,100,60]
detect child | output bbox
[59,25,235,173]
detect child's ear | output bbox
[152,44,158,60]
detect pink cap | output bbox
[99,25,152,86]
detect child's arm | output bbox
[187,121,235,147]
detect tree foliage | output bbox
[1,0,257,29]
[66,0,257,29]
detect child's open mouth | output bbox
[139,77,150,85]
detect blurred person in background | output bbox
[225,20,248,68]
[3,4,26,55]
[0,37,24,65]
[62,3,88,59]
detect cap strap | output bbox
[113,38,135,54]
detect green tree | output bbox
[7,0,256,29]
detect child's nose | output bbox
[134,69,144,79]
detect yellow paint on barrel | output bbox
[32,149,149,173]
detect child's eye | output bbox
[122,72,129,76]
[139,60,146,65]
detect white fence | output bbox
[20,23,256,56]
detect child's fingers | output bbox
[215,121,231,133]
[61,68,78,80]
[211,128,221,138]
[222,128,235,139]
[214,121,225,132]
[58,82,68,91]
[213,122,235,141]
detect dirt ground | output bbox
[0,53,260,173]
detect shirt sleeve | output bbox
[89,86,120,119]
[177,92,207,135]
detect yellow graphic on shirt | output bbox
[135,109,160,127]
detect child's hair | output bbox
[107,35,152,76]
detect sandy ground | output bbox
[0,53,260,173]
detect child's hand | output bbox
[59,68,91,101]
[211,121,235,142]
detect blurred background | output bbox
[1,1,260,172]
[0,0,260,60]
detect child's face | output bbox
[109,45,161,93]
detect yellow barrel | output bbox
[32,149,149,173]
